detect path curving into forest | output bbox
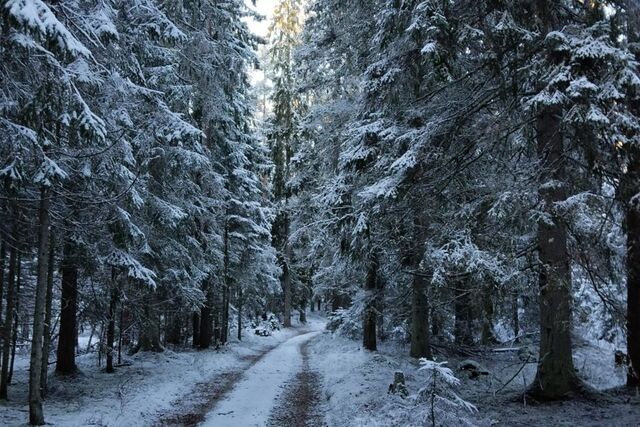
[199,329,323,427]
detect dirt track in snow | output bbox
[267,338,325,427]
[157,327,324,427]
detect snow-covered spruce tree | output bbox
[267,0,304,327]
[0,0,109,422]
[618,0,640,387]
[503,0,639,398]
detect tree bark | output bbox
[410,271,432,358]
[624,0,640,388]
[531,104,577,399]
[626,170,640,385]
[454,279,474,346]
[237,286,243,341]
[480,284,497,345]
[9,253,20,385]
[166,311,182,346]
[362,252,378,351]
[138,299,163,352]
[192,312,200,348]
[56,241,78,375]
[29,187,51,425]
[40,234,55,396]
[0,239,5,358]
[282,257,292,327]
[106,276,117,373]
[0,244,17,399]
[199,282,213,349]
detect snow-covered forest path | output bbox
[199,327,323,427]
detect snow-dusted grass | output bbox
[0,319,312,427]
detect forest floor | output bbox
[0,316,322,427]
[2,321,640,426]
[308,332,640,427]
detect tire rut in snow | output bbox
[267,338,325,427]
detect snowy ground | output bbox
[307,333,640,427]
[3,320,639,427]
[0,317,320,427]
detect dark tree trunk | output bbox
[409,212,431,358]
[512,292,520,340]
[410,272,432,358]
[626,171,640,386]
[56,242,79,375]
[282,258,292,327]
[480,284,497,345]
[237,286,243,341]
[8,253,20,385]
[166,312,182,346]
[106,280,117,373]
[376,272,385,341]
[624,0,640,388]
[0,240,5,351]
[199,282,213,349]
[454,279,474,346]
[41,234,55,396]
[531,103,577,399]
[221,282,230,344]
[192,312,200,348]
[0,244,17,399]
[362,252,378,351]
[222,223,230,343]
[138,300,163,352]
[29,187,51,425]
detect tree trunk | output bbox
[192,312,200,348]
[0,244,17,399]
[531,103,577,399]
[454,280,474,346]
[0,239,5,362]
[626,170,640,385]
[376,271,385,341]
[138,299,163,352]
[410,272,432,358]
[362,252,378,351]
[237,286,243,341]
[512,292,520,340]
[166,312,182,346]
[56,242,78,375]
[106,277,117,373]
[41,234,55,396]
[222,223,230,343]
[29,187,51,425]
[480,284,497,345]
[282,258,292,327]
[199,282,213,349]
[9,253,20,384]
[625,0,640,388]
[221,282,230,344]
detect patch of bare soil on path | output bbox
[267,339,325,427]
